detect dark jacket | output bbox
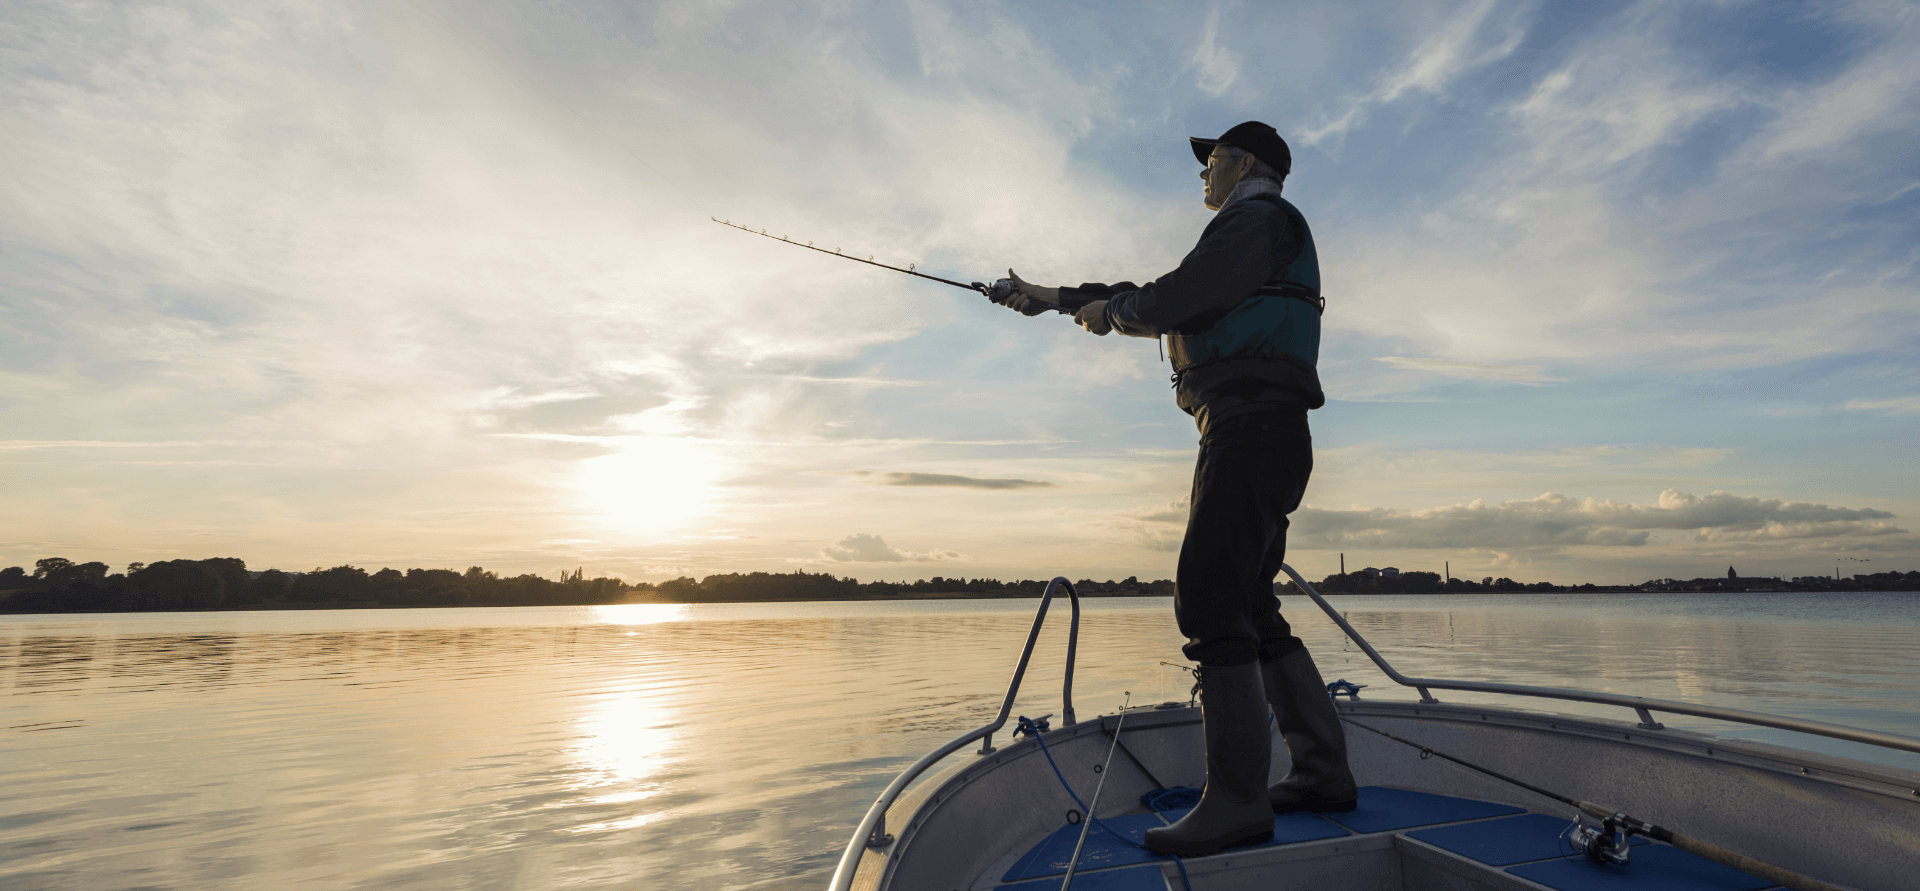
[1059,187,1325,433]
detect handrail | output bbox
[826,577,1080,891]
[1279,564,1920,756]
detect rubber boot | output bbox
[1264,649,1359,813]
[1144,662,1274,856]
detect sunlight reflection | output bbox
[563,813,666,834]
[588,603,692,625]
[572,688,677,789]
[576,436,721,532]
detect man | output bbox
[1000,121,1356,857]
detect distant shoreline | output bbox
[4,586,1914,617]
[6,559,1914,616]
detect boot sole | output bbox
[1144,824,1274,858]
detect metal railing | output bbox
[1280,564,1920,756]
[825,578,1080,891]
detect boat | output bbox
[827,568,1920,891]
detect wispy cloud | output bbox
[1188,7,1241,97]
[1373,356,1560,384]
[1300,0,1522,148]
[1839,396,1920,415]
[876,472,1053,489]
[0,440,279,450]
[780,376,930,387]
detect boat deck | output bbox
[985,787,1783,891]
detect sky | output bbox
[4,0,1917,587]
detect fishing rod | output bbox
[1060,693,1130,891]
[711,218,1089,314]
[1340,718,1846,891]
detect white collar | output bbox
[1223,177,1283,208]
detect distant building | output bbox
[1381,567,1400,579]
[1359,567,1381,579]
[1728,566,1738,579]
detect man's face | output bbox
[1200,145,1253,211]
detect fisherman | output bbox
[999,121,1356,857]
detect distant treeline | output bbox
[1297,571,1633,594]
[0,557,1172,613]
[4,557,1913,614]
[1299,569,1920,594]
[653,572,1174,602]
[1,558,631,613]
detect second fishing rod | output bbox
[1341,717,1847,891]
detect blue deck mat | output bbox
[1151,808,1351,849]
[1407,813,1650,866]
[1508,844,1779,891]
[999,863,1170,891]
[1001,813,1171,882]
[1317,786,1525,834]
[1002,810,1350,882]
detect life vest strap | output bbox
[1254,283,1324,315]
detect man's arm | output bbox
[1089,202,1294,338]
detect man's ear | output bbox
[1234,152,1258,179]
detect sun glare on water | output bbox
[576,437,725,533]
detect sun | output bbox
[575,436,723,533]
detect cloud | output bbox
[780,376,930,387]
[1373,356,1560,384]
[1292,490,1903,551]
[0,440,278,450]
[1091,499,1192,552]
[879,472,1053,489]
[1839,396,1920,415]
[1118,499,1188,524]
[1300,0,1521,147]
[1188,7,1241,97]
[820,533,962,563]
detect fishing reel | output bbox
[1568,815,1632,867]
[975,278,1018,304]
[973,279,1086,314]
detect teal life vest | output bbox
[1167,195,1321,376]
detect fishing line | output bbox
[398,0,702,212]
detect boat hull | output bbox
[855,700,1920,891]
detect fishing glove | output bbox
[1003,269,1061,316]
[1074,300,1112,336]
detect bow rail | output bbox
[1279,564,1920,755]
[825,578,1080,891]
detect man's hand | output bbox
[1074,300,1112,335]
[1003,269,1061,316]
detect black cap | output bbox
[1190,121,1291,178]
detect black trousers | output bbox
[1174,409,1313,667]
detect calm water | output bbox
[3,593,1916,890]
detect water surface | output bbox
[3,592,1915,889]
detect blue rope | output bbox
[1140,786,1202,811]
[1016,716,1193,891]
